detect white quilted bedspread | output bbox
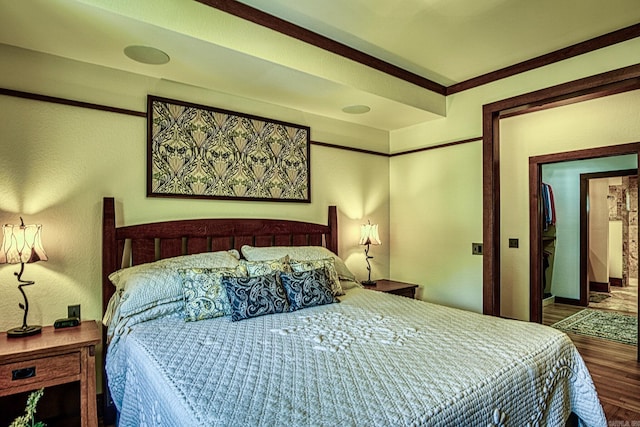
[107,288,606,426]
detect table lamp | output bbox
[359,220,381,286]
[1,217,48,337]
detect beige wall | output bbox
[609,221,623,279]
[389,141,483,311]
[588,179,611,284]
[0,46,391,333]
[608,177,624,280]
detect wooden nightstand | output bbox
[363,279,418,299]
[0,320,101,427]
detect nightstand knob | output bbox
[12,366,36,380]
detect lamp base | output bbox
[7,325,42,338]
[361,280,377,286]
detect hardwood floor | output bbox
[544,303,640,423]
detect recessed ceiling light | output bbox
[124,45,170,65]
[342,105,371,114]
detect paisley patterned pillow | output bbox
[179,266,247,322]
[280,268,337,312]
[222,274,290,321]
[241,256,291,277]
[289,257,344,296]
[241,245,356,282]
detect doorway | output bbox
[529,147,640,354]
[482,65,640,362]
[581,170,638,313]
[580,169,638,315]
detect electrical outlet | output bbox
[68,304,81,319]
[472,243,483,255]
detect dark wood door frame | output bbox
[482,63,640,360]
[529,156,639,316]
[580,169,638,306]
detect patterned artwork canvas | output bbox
[147,96,310,202]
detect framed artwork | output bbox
[147,96,311,202]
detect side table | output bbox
[363,279,418,299]
[0,320,101,427]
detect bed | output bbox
[101,197,606,426]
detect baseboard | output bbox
[589,281,610,293]
[610,277,623,287]
[555,296,582,306]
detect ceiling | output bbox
[1,0,639,131]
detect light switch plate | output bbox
[472,243,483,255]
[68,304,80,319]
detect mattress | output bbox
[106,288,606,426]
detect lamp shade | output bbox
[359,223,381,246]
[0,222,47,264]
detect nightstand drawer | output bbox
[0,352,80,390]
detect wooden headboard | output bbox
[101,197,338,315]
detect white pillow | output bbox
[104,250,241,326]
[109,250,240,290]
[241,245,356,282]
[116,267,183,319]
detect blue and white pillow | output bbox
[179,266,247,322]
[222,273,290,321]
[280,268,337,312]
[289,257,344,296]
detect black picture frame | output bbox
[147,95,311,202]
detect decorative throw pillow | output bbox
[222,273,290,321]
[241,256,291,277]
[289,257,344,296]
[241,245,357,282]
[280,268,337,311]
[179,266,247,322]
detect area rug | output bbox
[589,292,611,303]
[552,309,637,346]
